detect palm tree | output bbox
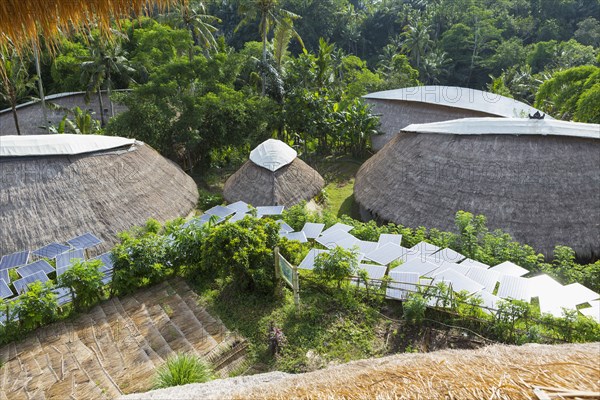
[161,1,220,59]
[401,17,433,71]
[80,33,134,127]
[236,0,300,95]
[0,49,35,135]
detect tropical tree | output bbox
[0,49,35,135]
[49,106,101,134]
[80,33,134,126]
[401,17,433,71]
[236,0,300,95]
[58,259,104,311]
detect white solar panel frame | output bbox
[364,243,408,265]
[33,243,71,259]
[528,274,563,299]
[334,236,360,250]
[301,223,325,239]
[467,290,501,314]
[351,264,387,288]
[431,269,484,295]
[386,271,420,300]
[0,250,30,270]
[67,232,102,249]
[465,267,500,292]
[0,270,8,284]
[377,234,402,247]
[409,241,441,258]
[228,212,248,223]
[298,249,329,270]
[496,275,531,301]
[443,262,471,276]
[490,261,529,277]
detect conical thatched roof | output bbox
[354,118,600,260]
[223,140,324,207]
[0,135,198,256]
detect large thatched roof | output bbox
[354,118,600,260]
[223,140,324,207]
[0,135,198,256]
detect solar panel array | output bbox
[301,223,325,239]
[56,248,86,270]
[32,243,71,259]
[490,261,529,277]
[13,270,49,294]
[0,250,30,270]
[497,275,531,301]
[67,232,103,250]
[256,205,285,216]
[0,279,13,299]
[282,231,308,243]
[386,271,420,300]
[0,270,8,285]
[205,205,236,218]
[364,243,407,265]
[17,260,55,278]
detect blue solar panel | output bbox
[56,249,86,270]
[13,271,49,294]
[52,287,72,306]
[205,205,236,218]
[0,269,8,284]
[0,279,13,299]
[17,260,55,278]
[256,206,285,216]
[67,232,103,250]
[94,253,115,270]
[33,243,71,259]
[0,250,30,270]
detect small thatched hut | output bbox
[364,86,549,151]
[354,118,600,260]
[0,134,198,255]
[223,139,325,207]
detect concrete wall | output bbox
[0,91,128,136]
[366,99,493,151]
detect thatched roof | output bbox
[354,118,600,260]
[0,135,198,256]
[223,140,324,207]
[0,0,176,54]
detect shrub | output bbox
[154,353,213,389]
[58,259,104,311]
[14,281,58,330]
[314,246,359,289]
[403,293,427,324]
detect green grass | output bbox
[154,353,214,389]
[323,179,359,218]
[193,277,390,373]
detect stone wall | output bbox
[0,91,128,136]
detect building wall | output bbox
[367,99,493,151]
[0,91,128,136]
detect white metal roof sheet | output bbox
[249,139,297,171]
[0,134,136,157]
[403,118,598,140]
[364,86,550,119]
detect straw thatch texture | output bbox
[0,142,197,255]
[354,132,600,260]
[0,0,175,54]
[223,158,325,208]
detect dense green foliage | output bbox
[57,259,104,311]
[154,353,213,388]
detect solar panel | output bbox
[32,243,71,259]
[277,220,294,233]
[94,253,115,270]
[186,214,225,228]
[393,257,441,277]
[319,223,353,237]
[53,287,72,306]
[528,274,563,299]
[386,271,419,300]
[0,279,13,299]
[13,270,49,294]
[364,243,408,265]
[316,230,357,249]
[205,205,236,218]
[0,269,8,284]
[67,232,103,250]
[256,206,285,216]
[227,200,250,213]
[496,275,531,301]
[580,301,600,323]
[466,267,500,292]
[281,231,308,243]
[430,247,466,264]
[298,249,329,270]
[0,250,30,270]
[377,234,402,247]
[228,212,248,223]
[562,283,599,305]
[460,258,490,269]
[301,223,325,239]
[444,262,471,277]
[334,236,360,250]
[409,241,441,258]
[468,290,501,313]
[432,269,484,295]
[355,240,379,255]
[56,248,86,270]
[351,264,387,288]
[489,261,529,277]
[17,260,54,278]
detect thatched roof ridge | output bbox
[223,158,325,208]
[354,129,600,260]
[364,86,550,119]
[404,118,600,140]
[0,141,198,256]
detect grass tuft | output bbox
[154,353,213,389]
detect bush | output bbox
[314,246,359,289]
[154,353,213,389]
[58,259,104,311]
[403,293,427,324]
[14,281,58,330]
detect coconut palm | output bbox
[401,17,433,71]
[0,49,36,135]
[80,34,134,126]
[236,0,300,95]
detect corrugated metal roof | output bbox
[403,118,599,139]
[0,134,136,157]
[364,86,550,119]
